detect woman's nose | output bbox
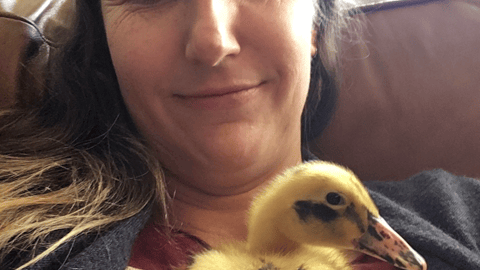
[185,0,240,66]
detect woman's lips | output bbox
[174,83,264,110]
[177,82,264,98]
[180,84,259,98]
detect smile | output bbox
[174,82,265,110]
[177,82,265,99]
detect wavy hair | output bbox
[0,0,166,268]
[0,0,357,268]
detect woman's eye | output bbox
[326,192,345,206]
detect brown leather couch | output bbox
[1,0,479,181]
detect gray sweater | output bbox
[11,170,480,270]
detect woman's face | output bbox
[102,0,316,193]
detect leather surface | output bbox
[0,0,74,43]
[314,0,480,180]
[0,0,74,107]
[0,18,26,107]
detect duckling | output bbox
[188,161,427,270]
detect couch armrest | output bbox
[0,0,74,108]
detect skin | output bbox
[101,0,316,246]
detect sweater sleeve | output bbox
[364,170,480,270]
[17,205,152,270]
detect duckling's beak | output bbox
[352,213,427,270]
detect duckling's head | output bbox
[249,161,377,250]
[248,161,427,270]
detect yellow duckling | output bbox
[188,161,427,270]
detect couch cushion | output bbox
[313,0,480,180]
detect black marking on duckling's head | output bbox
[367,224,383,241]
[344,203,366,234]
[293,200,338,222]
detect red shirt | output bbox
[129,222,397,270]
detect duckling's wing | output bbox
[274,246,351,270]
[241,246,351,270]
[189,243,265,270]
[189,249,248,270]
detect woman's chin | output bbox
[194,142,265,173]
[162,148,267,191]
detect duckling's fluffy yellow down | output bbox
[190,242,350,270]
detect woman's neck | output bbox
[163,153,302,247]
[168,186,254,246]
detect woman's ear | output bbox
[311,30,317,57]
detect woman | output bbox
[0,0,479,269]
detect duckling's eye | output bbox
[326,192,345,206]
